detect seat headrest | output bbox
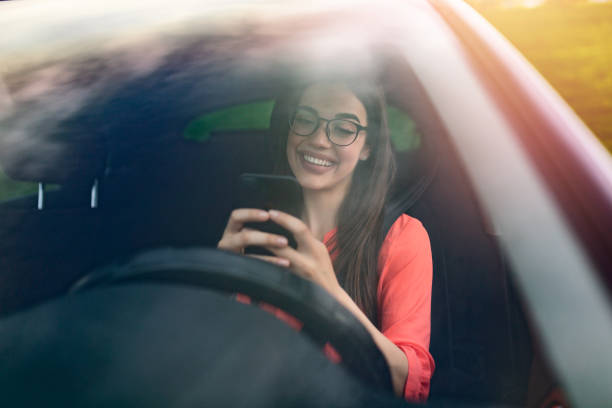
[0,129,106,185]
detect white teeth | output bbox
[303,153,333,167]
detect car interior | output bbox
[0,40,540,406]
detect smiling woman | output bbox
[286,83,372,197]
[217,78,435,401]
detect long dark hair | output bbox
[270,79,396,327]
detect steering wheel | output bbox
[71,247,393,392]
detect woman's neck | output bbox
[301,184,348,241]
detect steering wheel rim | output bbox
[71,247,393,392]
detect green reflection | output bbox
[184,100,275,142]
[0,167,60,203]
[183,101,421,153]
[387,106,421,152]
[0,167,38,202]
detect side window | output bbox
[388,105,421,152]
[0,167,38,203]
[0,168,60,205]
[184,100,275,142]
[183,100,421,153]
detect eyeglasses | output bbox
[289,106,367,146]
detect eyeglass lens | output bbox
[291,109,359,146]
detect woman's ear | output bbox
[359,144,371,161]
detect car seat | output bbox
[382,63,533,405]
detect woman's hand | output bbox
[217,208,291,267]
[262,209,343,297]
[233,209,409,396]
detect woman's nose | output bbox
[309,121,331,147]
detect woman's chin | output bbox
[296,175,328,191]
[290,158,351,193]
[296,173,354,195]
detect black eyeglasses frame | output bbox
[288,107,368,147]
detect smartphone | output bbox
[236,173,303,255]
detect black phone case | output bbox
[236,174,302,256]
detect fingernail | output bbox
[269,210,279,218]
[258,210,268,218]
[278,258,290,267]
[276,236,288,246]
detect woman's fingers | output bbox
[247,254,290,267]
[222,228,288,251]
[217,209,289,254]
[224,209,269,234]
[268,210,314,248]
[265,245,311,278]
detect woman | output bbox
[217,80,434,401]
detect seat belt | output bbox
[381,173,434,239]
[381,204,404,240]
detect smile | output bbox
[302,153,334,167]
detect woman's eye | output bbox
[337,127,354,135]
[295,117,315,125]
[333,124,356,136]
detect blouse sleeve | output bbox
[377,214,435,402]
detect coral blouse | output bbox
[368,214,435,401]
[237,214,435,402]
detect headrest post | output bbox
[91,178,99,208]
[37,182,45,210]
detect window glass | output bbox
[0,168,60,204]
[387,105,421,152]
[183,101,422,153]
[0,168,38,203]
[184,100,275,142]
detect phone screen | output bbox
[236,174,302,255]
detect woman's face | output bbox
[286,83,371,194]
